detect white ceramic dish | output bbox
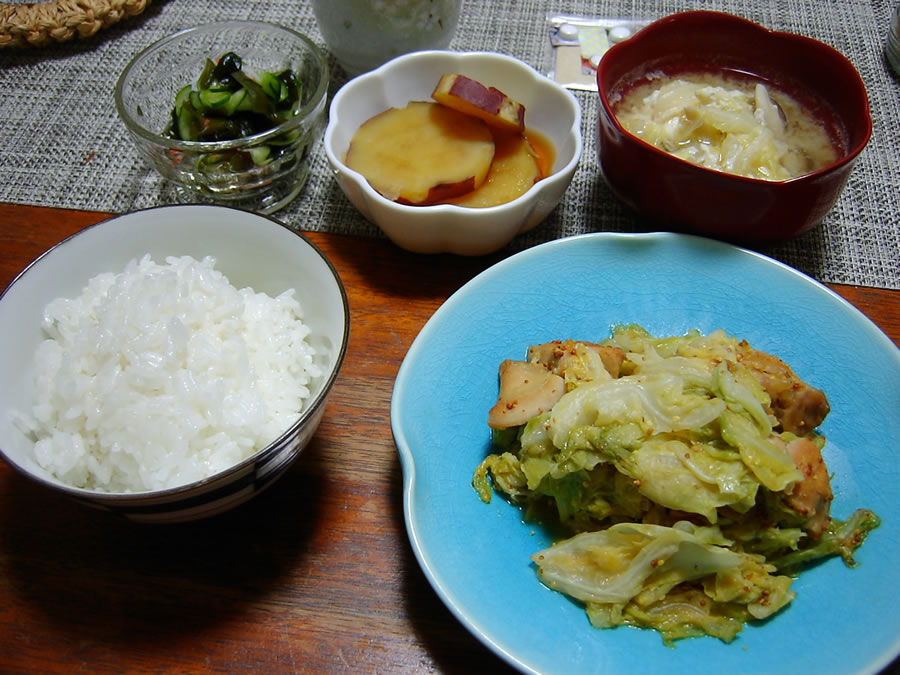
[323,50,582,255]
[0,205,349,523]
[392,232,900,674]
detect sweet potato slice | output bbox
[345,101,494,205]
[432,74,526,133]
[443,131,542,208]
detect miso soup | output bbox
[613,71,841,181]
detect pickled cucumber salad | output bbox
[166,52,306,172]
[473,326,879,645]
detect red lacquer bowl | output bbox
[595,10,872,244]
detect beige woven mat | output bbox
[0,0,151,48]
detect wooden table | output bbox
[1,203,897,674]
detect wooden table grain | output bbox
[1,203,897,674]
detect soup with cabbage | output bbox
[613,72,840,181]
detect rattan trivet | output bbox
[0,0,151,48]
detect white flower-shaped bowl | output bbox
[323,50,582,256]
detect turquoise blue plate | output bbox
[391,233,900,675]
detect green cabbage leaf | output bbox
[620,439,758,522]
[546,375,726,449]
[531,521,795,645]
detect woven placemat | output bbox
[0,0,897,290]
[0,0,151,48]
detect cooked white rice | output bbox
[18,254,321,493]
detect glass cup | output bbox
[888,5,900,76]
[311,0,462,76]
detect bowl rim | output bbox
[0,204,350,501]
[323,49,583,215]
[114,20,330,152]
[595,10,873,186]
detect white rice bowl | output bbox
[0,205,348,522]
[14,254,320,493]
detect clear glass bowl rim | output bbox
[114,20,329,152]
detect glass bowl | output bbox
[115,21,329,214]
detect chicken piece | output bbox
[528,340,626,379]
[488,360,565,429]
[737,344,830,434]
[784,436,834,539]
